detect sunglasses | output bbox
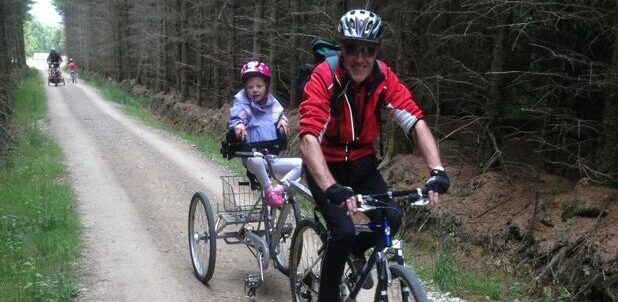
[342,44,378,57]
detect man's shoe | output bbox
[351,255,373,289]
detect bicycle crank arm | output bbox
[244,231,270,270]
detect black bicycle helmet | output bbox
[337,9,384,44]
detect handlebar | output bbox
[235,150,429,209]
[356,187,429,211]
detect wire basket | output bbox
[220,175,262,214]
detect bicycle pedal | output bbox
[244,274,260,296]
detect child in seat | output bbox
[228,60,302,208]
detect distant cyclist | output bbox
[298,9,450,301]
[68,58,77,83]
[46,48,62,68]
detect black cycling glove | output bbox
[425,169,450,194]
[324,184,354,205]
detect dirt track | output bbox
[43,71,291,301]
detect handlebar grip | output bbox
[357,187,429,208]
[407,187,428,202]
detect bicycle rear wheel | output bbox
[374,264,427,302]
[188,192,217,284]
[289,219,326,302]
[272,202,302,275]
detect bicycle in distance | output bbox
[289,186,431,302]
[188,132,304,297]
[47,64,65,86]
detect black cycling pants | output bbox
[305,156,402,302]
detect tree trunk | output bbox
[0,0,7,72]
[594,6,618,182]
[15,13,26,68]
[252,0,264,57]
[155,0,163,91]
[288,0,301,106]
[179,0,189,100]
[223,0,237,107]
[267,0,276,95]
[195,0,205,105]
[113,0,129,82]
[481,11,510,169]
[383,7,413,162]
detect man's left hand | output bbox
[426,169,449,194]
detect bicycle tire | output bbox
[188,192,217,284]
[289,219,327,302]
[374,264,427,302]
[272,202,302,275]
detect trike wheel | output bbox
[188,192,217,284]
[272,202,301,275]
[289,219,326,302]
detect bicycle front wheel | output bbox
[289,219,326,302]
[375,264,427,302]
[188,192,217,284]
[272,202,302,275]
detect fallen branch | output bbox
[534,246,567,285]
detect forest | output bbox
[0,0,29,153]
[2,0,616,185]
[1,0,616,300]
[50,0,617,187]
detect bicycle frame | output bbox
[289,187,428,302]
[215,152,302,291]
[346,215,400,301]
[189,145,305,297]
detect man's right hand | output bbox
[325,184,357,214]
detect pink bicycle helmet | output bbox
[240,61,271,83]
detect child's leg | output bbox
[243,157,272,189]
[271,158,303,183]
[244,157,286,207]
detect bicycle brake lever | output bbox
[356,194,378,212]
[410,199,430,206]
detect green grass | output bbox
[0,69,80,301]
[405,231,534,302]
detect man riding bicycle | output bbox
[298,9,450,301]
[47,48,62,68]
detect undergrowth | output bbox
[0,68,80,301]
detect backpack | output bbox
[294,38,341,104]
[295,38,386,158]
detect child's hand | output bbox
[234,124,247,141]
[277,119,289,135]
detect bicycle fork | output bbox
[375,252,391,302]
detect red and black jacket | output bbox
[299,58,425,163]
